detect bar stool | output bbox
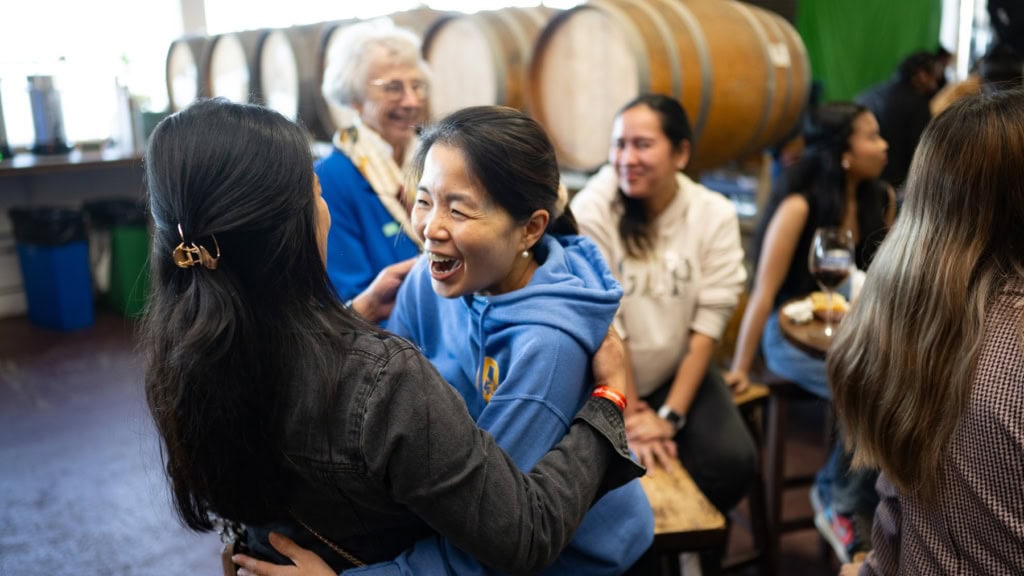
[722,382,774,576]
[722,374,832,576]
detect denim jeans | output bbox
[762,310,878,517]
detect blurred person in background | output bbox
[855,51,940,189]
[931,42,1024,115]
[571,94,757,530]
[725,102,895,563]
[317,19,429,312]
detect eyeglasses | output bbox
[369,77,429,102]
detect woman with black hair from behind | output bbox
[725,102,895,563]
[142,98,642,575]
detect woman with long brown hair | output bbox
[830,88,1024,574]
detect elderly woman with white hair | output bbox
[317,19,429,313]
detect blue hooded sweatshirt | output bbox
[352,234,654,576]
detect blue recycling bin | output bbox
[9,207,94,331]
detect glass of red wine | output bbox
[809,227,854,337]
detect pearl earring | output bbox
[521,250,530,259]
[841,158,850,170]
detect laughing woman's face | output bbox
[411,143,535,298]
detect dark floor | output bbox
[0,311,835,576]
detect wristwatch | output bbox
[657,404,687,432]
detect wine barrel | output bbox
[204,30,271,105]
[166,36,209,112]
[528,0,810,173]
[389,6,450,37]
[423,7,557,119]
[258,23,334,141]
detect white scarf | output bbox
[332,116,423,249]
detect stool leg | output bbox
[765,391,790,572]
[741,403,776,576]
[747,461,776,576]
[659,553,683,576]
[700,546,725,576]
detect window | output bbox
[203,0,580,33]
[0,1,580,151]
[0,0,181,149]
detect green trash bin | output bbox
[84,200,150,317]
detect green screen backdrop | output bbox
[797,0,943,101]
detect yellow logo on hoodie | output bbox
[480,357,500,402]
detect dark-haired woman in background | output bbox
[142,98,644,576]
[571,94,758,521]
[724,102,895,562]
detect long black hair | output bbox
[614,94,693,258]
[754,102,889,269]
[410,105,577,234]
[143,98,363,531]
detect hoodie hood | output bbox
[463,234,622,355]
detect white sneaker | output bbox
[810,485,854,564]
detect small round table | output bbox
[777,299,838,359]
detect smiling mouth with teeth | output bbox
[428,252,463,276]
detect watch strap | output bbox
[657,404,686,431]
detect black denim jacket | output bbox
[245,329,642,574]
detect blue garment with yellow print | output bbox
[368,233,654,576]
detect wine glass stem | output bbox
[825,290,834,337]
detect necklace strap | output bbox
[289,512,365,568]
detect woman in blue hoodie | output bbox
[375,105,654,575]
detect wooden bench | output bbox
[640,458,729,575]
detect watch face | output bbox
[657,405,685,431]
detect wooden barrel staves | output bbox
[166,36,209,112]
[389,6,450,37]
[258,23,335,141]
[311,19,359,139]
[205,30,271,105]
[423,6,557,119]
[527,0,810,173]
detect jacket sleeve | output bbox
[860,473,901,575]
[354,345,642,575]
[692,200,746,340]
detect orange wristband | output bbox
[592,385,627,412]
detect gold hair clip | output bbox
[172,223,220,270]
